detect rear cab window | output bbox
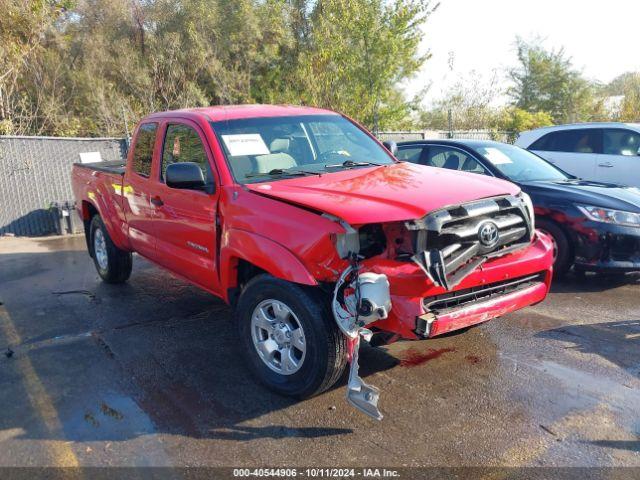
[131,123,158,177]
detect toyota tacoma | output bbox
[72,105,554,420]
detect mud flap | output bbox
[346,329,383,421]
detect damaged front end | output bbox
[407,194,535,290]
[325,193,537,420]
[331,256,391,421]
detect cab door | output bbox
[122,122,160,260]
[150,121,220,294]
[530,129,599,181]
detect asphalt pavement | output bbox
[0,235,638,467]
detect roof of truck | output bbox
[145,104,338,123]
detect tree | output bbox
[420,71,502,130]
[0,0,72,134]
[0,0,437,136]
[494,108,553,134]
[292,0,437,131]
[507,37,603,124]
[606,72,640,122]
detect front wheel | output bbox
[237,274,347,398]
[89,215,132,284]
[537,219,573,277]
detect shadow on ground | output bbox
[585,440,640,453]
[550,271,640,294]
[536,319,640,380]
[0,247,402,444]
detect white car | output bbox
[515,123,640,187]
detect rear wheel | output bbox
[537,219,572,277]
[89,215,132,284]
[237,274,347,398]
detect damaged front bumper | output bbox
[330,230,554,421]
[416,273,549,337]
[362,230,554,340]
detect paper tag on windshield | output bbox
[221,134,269,156]
[483,147,513,165]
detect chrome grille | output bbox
[406,195,533,290]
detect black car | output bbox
[395,139,640,276]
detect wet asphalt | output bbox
[0,235,638,467]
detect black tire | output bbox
[536,218,572,277]
[89,215,133,284]
[237,274,347,399]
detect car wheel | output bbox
[536,219,572,277]
[89,215,133,284]
[237,274,347,398]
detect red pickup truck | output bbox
[72,105,554,419]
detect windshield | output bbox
[211,114,394,183]
[475,143,570,182]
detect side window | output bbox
[132,123,158,177]
[535,129,602,154]
[396,146,424,163]
[603,129,640,156]
[161,124,212,184]
[529,133,552,151]
[426,146,488,174]
[459,156,489,174]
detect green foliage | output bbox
[0,0,434,136]
[293,0,435,131]
[419,71,502,130]
[606,72,640,122]
[508,37,604,124]
[494,108,553,133]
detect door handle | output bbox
[150,196,164,207]
[597,162,613,168]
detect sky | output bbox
[407,0,640,107]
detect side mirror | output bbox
[382,140,398,156]
[166,162,205,190]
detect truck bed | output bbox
[73,160,126,175]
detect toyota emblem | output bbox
[478,221,500,248]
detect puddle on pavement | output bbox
[508,311,570,331]
[66,393,154,442]
[0,235,84,255]
[538,360,640,404]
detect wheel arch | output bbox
[221,229,318,305]
[80,195,131,252]
[536,214,576,266]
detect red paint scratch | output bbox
[400,347,455,367]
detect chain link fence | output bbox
[0,136,127,236]
[0,130,515,237]
[377,130,516,143]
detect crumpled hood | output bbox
[245,162,520,224]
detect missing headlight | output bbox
[358,224,387,258]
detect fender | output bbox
[220,228,317,300]
[80,183,132,251]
